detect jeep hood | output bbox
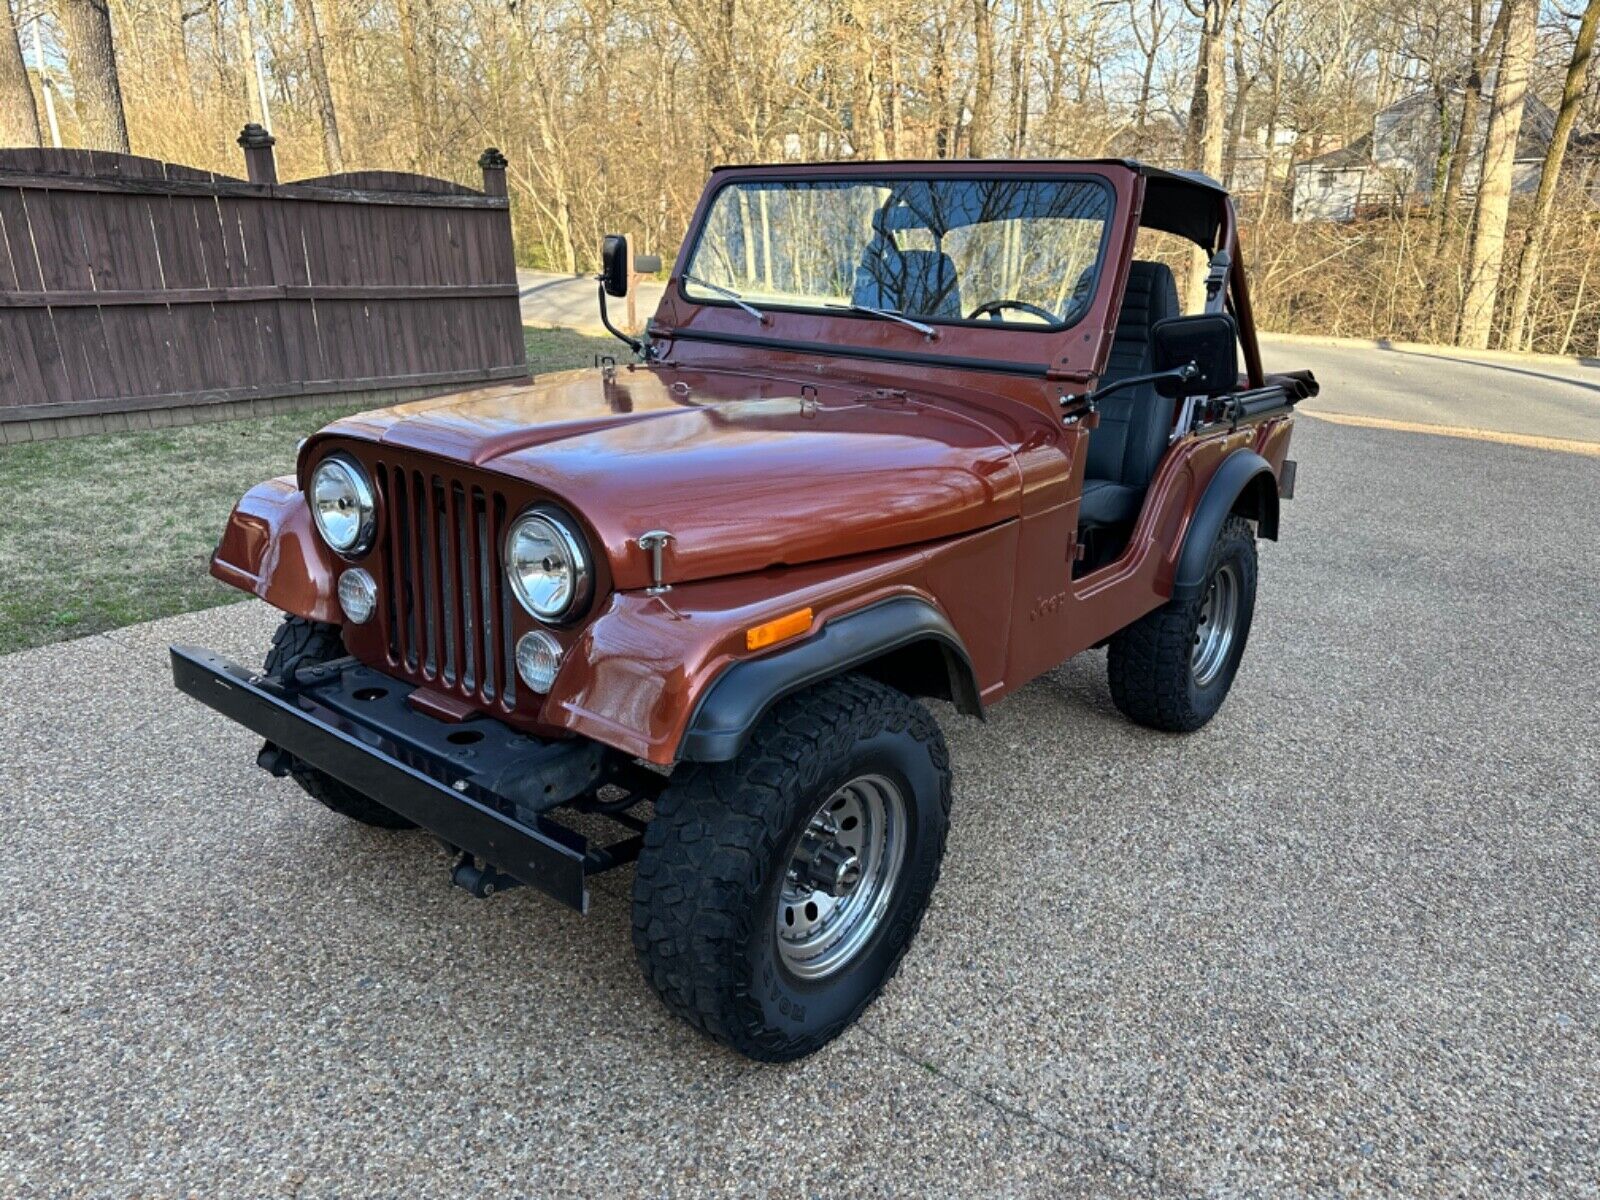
[317,369,1026,590]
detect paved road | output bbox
[3,409,1597,1194]
[521,269,1600,446]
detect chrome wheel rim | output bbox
[776,774,907,980]
[1192,563,1240,688]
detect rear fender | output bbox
[1172,450,1278,600]
[210,477,341,623]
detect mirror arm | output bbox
[596,278,645,357]
[1060,362,1199,413]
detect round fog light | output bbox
[515,630,563,693]
[338,569,377,624]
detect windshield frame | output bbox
[676,170,1118,337]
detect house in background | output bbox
[1291,87,1565,222]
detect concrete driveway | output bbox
[3,358,1599,1194]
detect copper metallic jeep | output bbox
[173,160,1317,1061]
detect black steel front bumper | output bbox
[170,645,641,912]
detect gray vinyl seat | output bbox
[1078,260,1182,528]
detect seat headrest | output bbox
[1117,260,1181,334]
[853,240,962,320]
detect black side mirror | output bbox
[600,234,629,297]
[1151,313,1240,398]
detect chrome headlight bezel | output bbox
[308,454,377,557]
[503,506,593,623]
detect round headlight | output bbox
[504,508,591,621]
[309,456,375,555]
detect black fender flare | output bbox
[679,596,982,763]
[1172,450,1279,601]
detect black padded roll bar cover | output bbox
[1171,449,1278,600]
[1270,369,1321,400]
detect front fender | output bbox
[545,525,1011,766]
[680,596,980,762]
[210,477,341,623]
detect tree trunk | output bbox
[968,0,995,157]
[1505,0,1599,350]
[166,0,195,106]
[887,18,903,154]
[847,3,887,158]
[1008,0,1031,155]
[298,0,343,171]
[1222,9,1253,189]
[58,0,130,152]
[931,8,952,157]
[1131,0,1163,136]
[1459,0,1537,349]
[236,0,262,125]
[1435,0,1511,247]
[1184,0,1231,178]
[395,0,431,168]
[1184,0,1231,308]
[1,0,41,146]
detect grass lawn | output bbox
[0,326,616,656]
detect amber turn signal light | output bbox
[745,607,814,652]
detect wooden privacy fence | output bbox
[0,127,527,425]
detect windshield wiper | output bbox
[829,302,938,340]
[682,273,768,324]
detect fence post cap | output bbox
[238,124,276,149]
[478,147,509,170]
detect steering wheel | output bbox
[966,299,1059,324]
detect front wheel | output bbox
[1106,514,1258,732]
[263,616,416,830]
[631,675,952,1061]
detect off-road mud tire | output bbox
[1107,514,1257,732]
[263,616,415,830]
[631,675,952,1061]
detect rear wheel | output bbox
[631,675,951,1061]
[263,616,415,830]
[1106,515,1257,732]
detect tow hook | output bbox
[450,852,522,899]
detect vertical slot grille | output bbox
[376,460,517,710]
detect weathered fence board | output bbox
[0,129,526,422]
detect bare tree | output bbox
[1434,0,1511,247]
[59,0,131,151]
[968,0,997,156]
[298,0,343,171]
[237,0,263,125]
[1,0,41,146]
[1504,0,1600,350]
[1458,0,1536,349]
[1184,0,1233,179]
[1128,0,1167,135]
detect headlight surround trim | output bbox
[503,505,594,623]
[308,454,377,557]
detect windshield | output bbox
[682,177,1113,329]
